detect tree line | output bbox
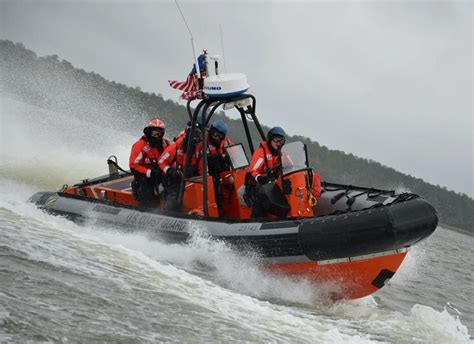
[1,39,472,232]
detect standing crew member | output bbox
[245,126,287,218]
[129,118,170,207]
[158,125,203,211]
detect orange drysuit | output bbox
[247,141,282,181]
[129,136,170,177]
[158,136,203,177]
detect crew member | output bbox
[207,120,233,176]
[245,126,287,218]
[129,118,170,207]
[158,124,203,211]
[205,120,233,211]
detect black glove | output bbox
[219,154,231,165]
[282,179,292,195]
[166,167,179,179]
[243,184,255,207]
[267,166,282,180]
[256,174,269,184]
[149,168,160,179]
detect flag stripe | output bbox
[169,67,208,100]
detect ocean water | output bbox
[0,97,472,343]
[0,178,472,343]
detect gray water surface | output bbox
[0,179,472,343]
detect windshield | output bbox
[225,143,249,170]
[281,141,308,174]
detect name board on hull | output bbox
[124,213,188,233]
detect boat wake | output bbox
[0,177,471,343]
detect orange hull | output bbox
[264,251,407,300]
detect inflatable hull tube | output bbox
[29,186,437,300]
[30,191,437,261]
[300,198,437,260]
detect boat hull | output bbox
[29,185,437,300]
[264,251,407,300]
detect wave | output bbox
[0,96,134,189]
[0,178,471,343]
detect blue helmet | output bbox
[267,126,286,140]
[210,120,228,136]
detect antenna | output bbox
[219,24,227,73]
[174,0,202,79]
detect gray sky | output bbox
[1,0,473,197]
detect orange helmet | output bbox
[147,118,165,129]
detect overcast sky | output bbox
[1,0,473,197]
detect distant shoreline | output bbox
[440,223,474,237]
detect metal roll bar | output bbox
[177,94,265,216]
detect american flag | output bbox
[168,54,207,100]
[168,73,200,100]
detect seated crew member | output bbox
[206,120,233,211]
[158,125,203,211]
[173,119,232,176]
[207,120,233,177]
[129,118,170,207]
[245,126,287,218]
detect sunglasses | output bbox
[272,137,285,145]
[150,128,164,137]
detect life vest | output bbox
[173,130,185,142]
[207,134,233,156]
[129,136,170,177]
[247,140,282,179]
[158,136,203,176]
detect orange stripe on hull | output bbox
[263,252,407,300]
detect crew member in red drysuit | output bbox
[158,124,203,211]
[245,127,286,218]
[129,118,170,207]
[246,126,321,218]
[206,120,233,176]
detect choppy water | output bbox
[1,97,472,343]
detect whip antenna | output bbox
[219,24,227,72]
[174,0,202,79]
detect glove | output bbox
[166,167,179,179]
[149,168,160,179]
[282,179,292,194]
[267,166,282,180]
[256,174,269,184]
[219,154,231,165]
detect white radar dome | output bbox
[203,73,249,98]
